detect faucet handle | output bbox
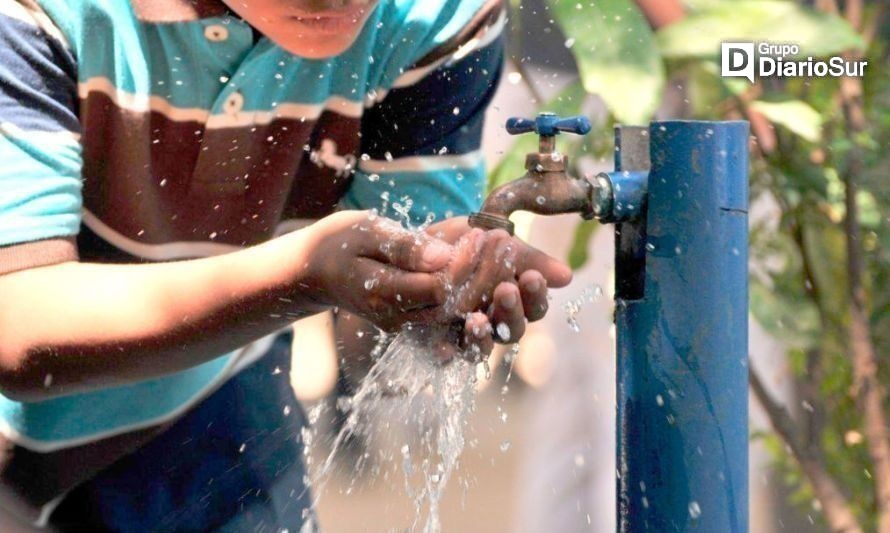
[506,113,591,137]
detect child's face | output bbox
[223,1,378,59]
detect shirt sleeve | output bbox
[342,0,505,228]
[0,0,82,275]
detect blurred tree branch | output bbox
[826,1,890,530]
[750,363,863,532]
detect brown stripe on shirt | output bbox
[0,237,78,276]
[79,91,361,251]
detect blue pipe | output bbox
[615,121,749,532]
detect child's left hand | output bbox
[425,217,573,358]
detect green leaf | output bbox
[551,0,664,124]
[568,220,599,270]
[750,99,823,143]
[657,1,865,59]
[695,59,750,96]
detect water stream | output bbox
[305,324,478,533]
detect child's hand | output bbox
[301,211,453,330]
[426,217,573,356]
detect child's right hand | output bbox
[299,210,454,331]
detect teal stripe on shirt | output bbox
[0,353,234,444]
[343,160,486,227]
[0,134,82,246]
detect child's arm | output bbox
[0,211,453,401]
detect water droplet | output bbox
[43,374,53,388]
[499,440,511,452]
[656,394,664,406]
[367,173,380,182]
[564,37,576,48]
[496,322,511,340]
[535,196,546,205]
[507,72,523,85]
[645,243,656,251]
[688,501,701,519]
[283,405,291,416]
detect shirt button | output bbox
[204,24,229,42]
[224,92,244,114]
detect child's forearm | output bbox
[0,229,321,401]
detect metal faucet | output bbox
[469,113,618,235]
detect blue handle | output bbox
[506,113,591,136]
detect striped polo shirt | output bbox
[0,0,504,523]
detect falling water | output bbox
[307,324,478,533]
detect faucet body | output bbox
[469,136,596,235]
[469,113,638,234]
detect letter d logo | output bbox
[721,42,755,83]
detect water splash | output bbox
[308,324,478,533]
[564,284,604,332]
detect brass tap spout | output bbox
[469,114,606,235]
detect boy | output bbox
[0,0,571,529]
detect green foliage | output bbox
[568,220,599,270]
[750,100,822,143]
[551,0,664,124]
[657,1,865,59]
